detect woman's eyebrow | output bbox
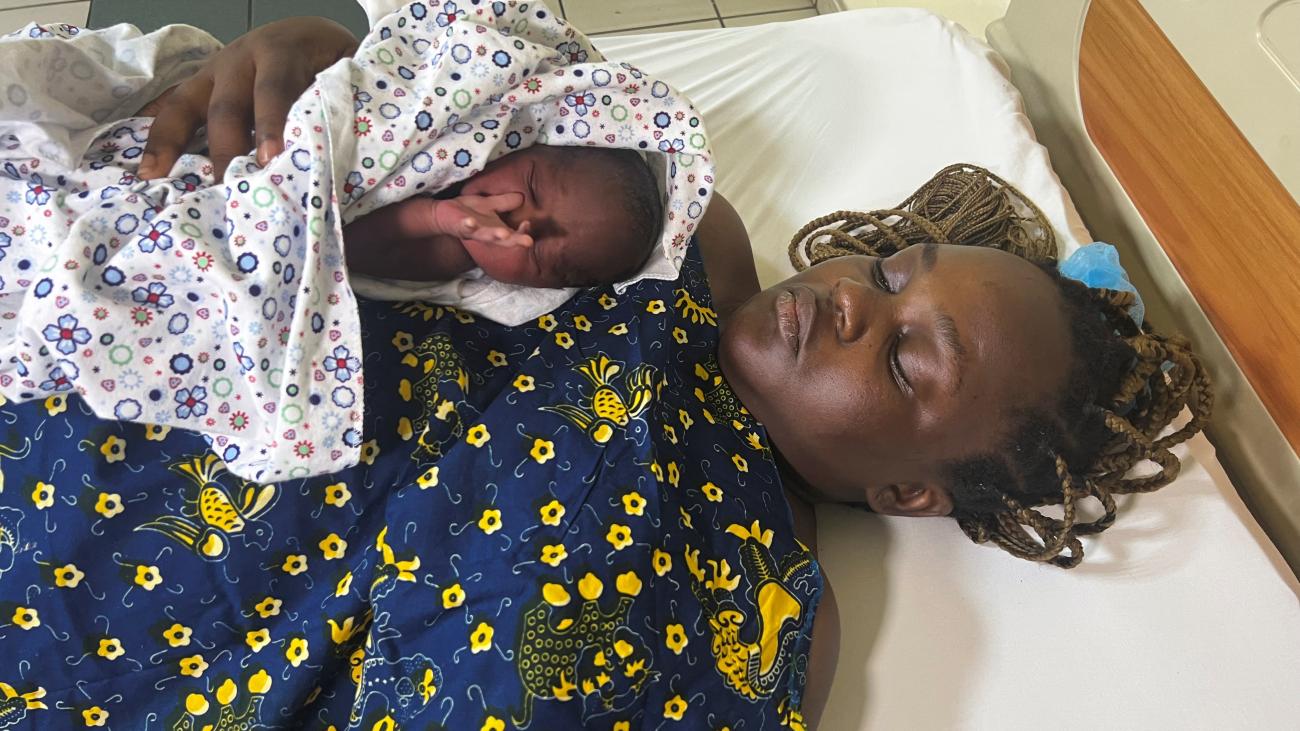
[920,242,939,271]
[934,310,967,392]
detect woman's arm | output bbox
[137,17,360,180]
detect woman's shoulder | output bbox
[697,193,762,321]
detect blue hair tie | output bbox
[1058,242,1144,326]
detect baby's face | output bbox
[458,146,640,288]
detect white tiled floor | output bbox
[0,1,89,30]
[0,0,1009,41]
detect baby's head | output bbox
[458,145,663,288]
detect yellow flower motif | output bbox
[336,572,353,597]
[44,393,67,415]
[653,549,673,576]
[397,416,414,440]
[665,623,688,654]
[134,564,162,590]
[679,507,694,529]
[662,424,678,444]
[417,466,440,489]
[31,481,54,509]
[477,508,502,535]
[598,294,618,310]
[442,583,465,609]
[360,439,380,465]
[469,622,494,653]
[513,374,536,392]
[144,423,171,441]
[466,424,490,447]
[646,300,666,314]
[542,583,571,606]
[615,571,643,596]
[96,637,123,659]
[666,462,680,487]
[94,492,123,518]
[54,563,84,588]
[539,500,564,526]
[613,722,631,731]
[286,637,309,667]
[529,438,555,464]
[455,310,475,324]
[554,332,574,349]
[664,694,688,721]
[481,715,506,731]
[391,330,414,352]
[540,543,568,567]
[246,628,271,652]
[185,693,209,715]
[82,706,109,727]
[672,327,688,344]
[12,606,39,629]
[702,482,723,503]
[573,315,592,332]
[606,523,633,551]
[579,573,604,600]
[746,432,764,451]
[678,409,694,430]
[163,623,192,648]
[537,314,558,331]
[650,462,663,482]
[254,596,282,618]
[281,554,308,576]
[319,534,347,560]
[99,435,126,463]
[373,714,397,731]
[622,492,646,516]
[487,350,507,367]
[248,668,273,694]
[732,454,749,473]
[324,482,351,507]
[608,323,629,335]
[179,654,208,678]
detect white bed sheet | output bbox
[597,10,1300,730]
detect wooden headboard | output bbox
[988,0,1300,575]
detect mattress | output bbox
[597,10,1300,730]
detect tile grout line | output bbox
[708,0,722,23]
[593,17,724,36]
[722,8,820,22]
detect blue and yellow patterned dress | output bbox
[0,244,821,730]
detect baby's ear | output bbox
[867,482,953,517]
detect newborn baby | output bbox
[343,145,663,318]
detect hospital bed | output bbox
[594,1,1300,728]
[83,0,1300,727]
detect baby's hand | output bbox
[435,193,533,248]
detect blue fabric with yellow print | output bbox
[0,243,820,730]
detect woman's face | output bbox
[718,244,1072,516]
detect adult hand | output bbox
[136,16,360,181]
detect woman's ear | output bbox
[866,482,954,517]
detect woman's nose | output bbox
[832,277,871,343]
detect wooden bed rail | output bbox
[989,0,1300,575]
[1079,0,1300,453]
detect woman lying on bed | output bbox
[0,18,1210,731]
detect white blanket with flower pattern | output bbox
[0,0,713,481]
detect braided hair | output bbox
[787,165,1214,567]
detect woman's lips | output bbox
[776,290,799,355]
[776,286,816,357]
